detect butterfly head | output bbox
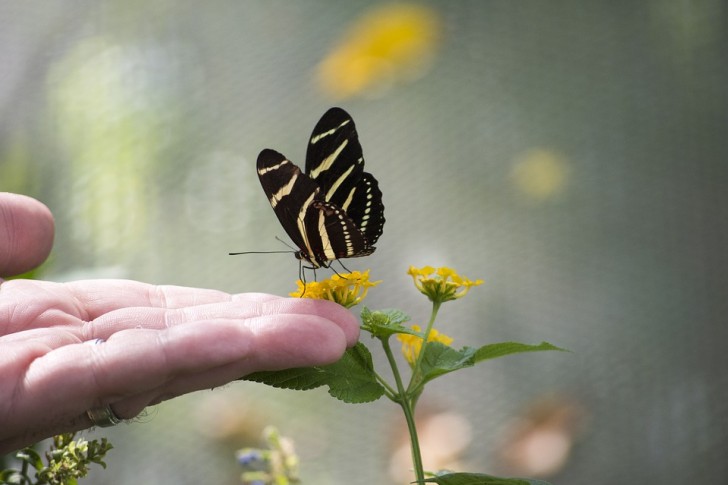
[294,250,317,268]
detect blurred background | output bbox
[2,2,727,483]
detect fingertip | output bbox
[261,297,360,347]
[245,313,351,369]
[0,193,55,276]
[322,301,361,347]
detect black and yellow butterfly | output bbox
[251,108,385,269]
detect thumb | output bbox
[0,193,55,277]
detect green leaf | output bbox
[419,343,476,383]
[360,307,414,339]
[473,342,567,363]
[325,343,385,403]
[422,471,552,485]
[361,306,410,326]
[16,448,43,470]
[242,367,330,391]
[244,343,385,403]
[417,341,565,387]
[0,469,24,483]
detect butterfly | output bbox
[253,107,385,270]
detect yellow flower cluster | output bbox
[397,324,454,366]
[290,270,380,308]
[408,266,483,303]
[316,3,441,99]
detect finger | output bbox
[63,279,284,319]
[0,193,54,277]
[85,297,360,347]
[0,327,81,346]
[106,312,353,414]
[1,313,352,447]
[255,298,360,347]
[0,279,95,333]
[0,279,285,334]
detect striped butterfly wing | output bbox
[310,200,374,263]
[305,107,385,247]
[257,148,369,268]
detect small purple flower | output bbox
[236,449,265,467]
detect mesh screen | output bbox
[1,2,727,484]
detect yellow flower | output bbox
[290,279,326,300]
[316,4,441,99]
[290,270,381,308]
[397,324,454,366]
[407,266,483,303]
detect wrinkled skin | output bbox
[0,193,358,453]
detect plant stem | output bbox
[372,369,398,400]
[407,300,442,395]
[21,456,29,483]
[399,393,426,484]
[382,338,426,484]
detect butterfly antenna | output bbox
[228,250,294,256]
[275,236,298,252]
[229,237,298,256]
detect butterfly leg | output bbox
[337,260,354,275]
[298,263,322,297]
[328,263,347,279]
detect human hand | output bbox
[0,280,359,453]
[0,194,360,453]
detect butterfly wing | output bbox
[309,200,374,264]
[257,108,385,268]
[305,107,385,246]
[257,148,321,264]
[257,148,371,268]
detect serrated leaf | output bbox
[417,341,565,387]
[366,321,422,340]
[360,306,373,321]
[473,342,566,363]
[244,343,385,403]
[242,366,329,391]
[422,471,552,485]
[419,343,476,382]
[373,308,410,326]
[324,342,385,402]
[360,307,414,339]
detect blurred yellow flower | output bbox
[316,4,441,99]
[511,149,570,200]
[408,266,483,304]
[397,324,454,366]
[290,270,381,308]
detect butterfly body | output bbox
[257,108,384,269]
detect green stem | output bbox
[407,300,442,395]
[381,338,426,484]
[372,369,398,400]
[381,338,407,404]
[21,456,29,482]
